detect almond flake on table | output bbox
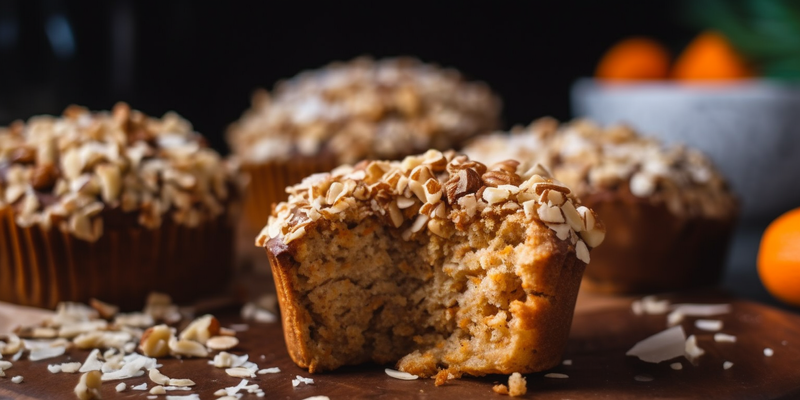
[132,382,148,390]
[302,397,331,400]
[685,335,705,362]
[723,361,734,370]
[670,362,683,370]
[292,375,315,387]
[385,368,418,380]
[544,373,569,379]
[562,359,572,366]
[714,333,737,343]
[116,383,126,392]
[626,325,686,363]
[258,367,281,374]
[695,319,723,331]
[764,348,774,357]
[634,374,653,382]
[631,296,670,315]
[667,304,731,326]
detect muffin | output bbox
[256,150,605,377]
[227,57,501,229]
[0,103,238,309]
[464,118,738,294]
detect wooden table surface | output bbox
[1,286,799,400]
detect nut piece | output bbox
[0,334,24,355]
[149,369,170,385]
[481,169,520,187]
[206,336,239,351]
[139,325,173,358]
[168,338,209,358]
[444,168,481,203]
[225,367,256,378]
[179,314,220,343]
[168,378,196,387]
[89,298,119,319]
[74,371,102,400]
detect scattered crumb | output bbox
[433,368,461,386]
[292,375,314,387]
[492,384,509,395]
[544,373,569,379]
[562,359,572,366]
[764,348,774,357]
[60,362,81,373]
[695,319,723,332]
[150,385,166,395]
[48,364,61,373]
[635,374,654,382]
[11,375,23,383]
[116,382,126,392]
[714,333,737,343]
[723,361,733,370]
[685,335,705,362]
[670,362,683,370]
[508,372,527,397]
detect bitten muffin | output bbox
[257,150,605,377]
[464,118,738,293]
[0,104,239,309]
[227,57,501,228]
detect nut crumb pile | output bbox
[259,150,605,378]
[0,103,237,242]
[0,293,283,399]
[227,57,501,165]
[464,118,737,220]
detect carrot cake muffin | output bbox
[0,103,239,309]
[228,57,501,228]
[464,118,738,293]
[257,150,605,376]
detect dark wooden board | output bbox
[1,291,799,399]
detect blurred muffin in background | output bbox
[227,57,501,229]
[464,118,738,294]
[0,103,239,309]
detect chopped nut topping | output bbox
[464,118,736,219]
[227,57,500,165]
[0,104,238,241]
[257,151,604,266]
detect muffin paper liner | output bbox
[242,156,339,231]
[0,207,234,309]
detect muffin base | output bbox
[266,212,586,377]
[580,189,735,294]
[0,207,234,310]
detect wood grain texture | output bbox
[0,292,798,399]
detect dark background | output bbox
[0,0,696,153]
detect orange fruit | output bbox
[672,30,754,81]
[758,207,800,307]
[595,37,670,81]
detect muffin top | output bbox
[0,103,237,242]
[256,150,605,264]
[227,57,501,165]
[464,118,737,220]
